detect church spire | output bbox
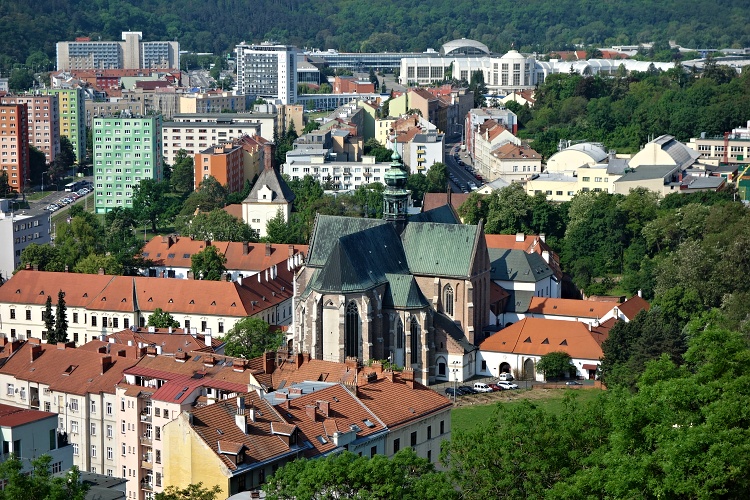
[382,139,409,234]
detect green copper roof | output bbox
[383,274,429,310]
[409,205,460,224]
[307,216,389,268]
[401,222,479,277]
[489,248,554,283]
[505,290,534,313]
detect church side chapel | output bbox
[294,150,490,385]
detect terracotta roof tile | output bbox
[0,342,140,396]
[490,143,540,160]
[99,329,212,354]
[479,318,604,360]
[421,192,473,212]
[527,297,615,319]
[617,296,650,320]
[0,271,115,308]
[223,204,243,219]
[270,357,355,389]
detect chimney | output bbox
[542,250,550,263]
[539,233,546,243]
[515,232,524,242]
[235,397,247,433]
[317,400,330,418]
[305,404,318,422]
[588,322,593,332]
[263,351,276,373]
[295,352,304,368]
[146,346,157,357]
[57,342,68,350]
[248,405,256,423]
[265,242,272,257]
[204,332,212,347]
[402,367,416,389]
[25,263,31,270]
[263,143,275,171]
[233,359,246,372]
[100,355,113,374]
[237,274,243,286]
[288,245,295,258]
[8,340,21,354]
[33,264,39,271]
[242,242,249,255]
[371,361,383,375]
[638,289,642,298]
[30,344,42,362]
[64,265,69,273]
[98,267,105,275]
[345,356,359,371]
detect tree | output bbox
[468,70,487,108]
[406,173,429,206]
[73,253,124,276]
[223,317,283,359]
[8,68,33,92]
[0,454,88,500]
[43,295,55,342]
[265,449,456,500]
[132,179,173,233]
[19,243,65,272]
[176,209,257,242]
[54,290,68,343]
[536,351,575,380]
[170,149,195,193]
[147,308,180,329]
[264,208,300,244]
[155,482,221,500]
[58,136,76,170]
[0,171,10,197]
[425,162,448,192]
[191,245,227,280]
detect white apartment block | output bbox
[283,153,391,191]
[162,113,276,166]
[0,201,51,280]
[400,131,444,174]
[235,42,297,104]
[57,32,179,71]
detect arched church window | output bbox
[345,301,359,358]
[410,317,419,364]
[444,284,454,317]
[396,319,404,349]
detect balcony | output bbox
[140,480,153,491]
[140,435,152,446]
[141,460,153,470]
[140,413,152,423]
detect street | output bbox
[444,136,482,193]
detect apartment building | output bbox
[0,269,295,346]
[235,42,297,104]
[56,32,179,71]
[93,114,162,213]
[283,153,391,191]
[85,97,146,129]
[178,92,248,114]
[0,94,60,164]
[162,113,276,166]
[0,104,29,193]
[486,143,542,183]
[0,200,51,280]
[465,108,518,160]
[0,402,74,474]
[396,130,444,173]
[41,88,87,163]
[194,143,244,192]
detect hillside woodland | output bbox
[2,0,750,72]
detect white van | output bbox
[498,373,514,381]
[473,382,493,393]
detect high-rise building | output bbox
[0,104,29,193]
[0,199,51,279]
[93,114,162,213]
[194,143,244,193]
[0,94,60,165]
[56,32,180,71]
[235,42,297,104]
[41,88,86,164]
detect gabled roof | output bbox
[526,297,615,319]
[491,143,540,160]
[617,295,650,320]
[421,192,472,213]
[479,317,604,360]
[433,312,477,354]
[309,225,409,294]
[101,328,213,354]
[306,216,392,268]
[489,248,554,283]
[243,165,295,204]
[401,222,480,278]
[382,274,429,310]
[0,271,115,308]
[189,392,295,471]
[269,357,357,390]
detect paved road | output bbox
[444,137,483,193]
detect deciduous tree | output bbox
[223,317,282,359]
[536,351,575,380]
[190,245,227,280]
[155,482,221,500]
[148,308,180,329]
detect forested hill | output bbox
[2,0,750,69]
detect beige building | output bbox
[241,154,296,239]
[162,113,276,166]
[486,143,542,183]
[85,97,145,128]
[56,32,179,71]
[178,92,248,114]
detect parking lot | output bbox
[44,182,93,213]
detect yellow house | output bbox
[163,393,303,498]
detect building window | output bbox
[91,423,97,435]
[201,321,207,332]
[6,384,13,396]
[107,424,113,438]
[106,402,113,415]
[91,445,97,458]
[72,312,78,323]
[90,400,96,413]
[410,431,417,447]
[443,284,454,316]
[440,420,445,434]
[345,301,359,358]
[107,447,113,460]
[393,438,400,454]
[427,426,432,439]
[71,420,78,433]
[70,399,78,411]
[9,309,15,319]
[410,318,419,365]
[26,310,31,321]
[72,443,79,455]
[184,320,190,331]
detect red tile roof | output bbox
[421,192,473,213]
[479,318,604,360]
[223,204,243,219]
[526,297,615,320]
[102,329,212,354]
[0,403,57,427]
[617,296,650,320]
[0,271,115,308]
[0,341,140,396]
[491,143,541,160]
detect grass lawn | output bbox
[451,388,603,433]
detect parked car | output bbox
[458,385,477,395]
[497,381,519,390]
[488,383,504,391]
[474,173,483,181]
[445,387,460,397]
[468,182,477,191]
[565,381,583,386]
[458,159,465,166]
[498,372,514,381]
[473,382,493,393]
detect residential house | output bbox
[486,142,542,183]
[241,148,296,238]
[472,120,520,180]
[0,201,51,281]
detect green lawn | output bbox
[451,389,603,433]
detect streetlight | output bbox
[451,361,461,403]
